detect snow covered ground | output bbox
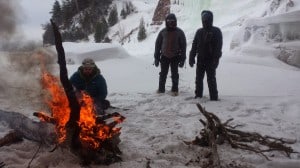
[0,0,300,167]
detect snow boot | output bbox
[171,91,178,96]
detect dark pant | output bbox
[158,56,179,92]
[94,99,110,115]
[195,62,218,100]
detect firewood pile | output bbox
[185,103,297,168]
[33,111,125,165]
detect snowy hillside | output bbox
[114,0,300,68]
[0,0,300,167]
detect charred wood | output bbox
[50,19,82,151]
[0,162,5,168]
[33,112,56,124]
[0,131,23,147]
[0,110,56,145]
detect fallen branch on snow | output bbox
[185,103,298,167]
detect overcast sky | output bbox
[20,0,54,41]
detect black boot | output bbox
[210,95,218,101]
[158,72,166,93]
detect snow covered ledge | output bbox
[268,11,300,68]
[230,10,300,68]
[50,42,131,65]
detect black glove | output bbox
[189,58,195,67]
[212,59,219,69]
[178,61,184,68]
[154,59,159,67]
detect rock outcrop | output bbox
[152,0,170,25]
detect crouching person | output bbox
[70,58,108,115]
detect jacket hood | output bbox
[165,13,177,31]
[201,10,213,30]
[78,65,101,81]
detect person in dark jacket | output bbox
[189,10,223,100]
[70,58,108,114]
[154,13,187,96]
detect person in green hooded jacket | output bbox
[70,58,108,114]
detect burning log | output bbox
[33,112,56,124]
[32,20,125,165]
[185,103,297,166]
[50,19,82,153]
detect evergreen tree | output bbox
[76,0,89,11]
[94,18,109,43]
[62,26,87,42]
[120,8,127,19]
[61,0,75,28]
[120,1,136,19]
[43,0,114,43]
[137,17,147,42]
[51,0,63,25]
[125,1,135,14]
[108,5,118,26]
[81,11,93,34]
[42,23,55,45]
[94,22,102,43]
[103,36,112,43]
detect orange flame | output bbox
[38,70,124,149]
[40,71,70,143]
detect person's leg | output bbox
[170,58,179,92]
[94,99,105,115]
[158,56,170,93]
[102,100,110,110]
[195,63,205,98]
[206,66,218,100]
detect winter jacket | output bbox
[189,10,223,66]
[70,66,107,101]
[154,14,187,62]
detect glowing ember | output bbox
[37,71,124,149]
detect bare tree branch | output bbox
[187,103,298,166]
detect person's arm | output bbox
[179,29,187,62]
[69,71,82,90]
[214,27,223,59]
[189,29,200,67]
[154,30,163,61]
[210,27,223,69]
[96,75,108,100]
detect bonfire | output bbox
[33,20,125,165]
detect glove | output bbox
[154,59,159,67]
[189,58,195,67]
[178,61,184,68]
[212,59,219,69]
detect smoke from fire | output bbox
[0,0,19,41]
[0,48,57,110]
[0,0,45,52]
[0,0,58,110]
